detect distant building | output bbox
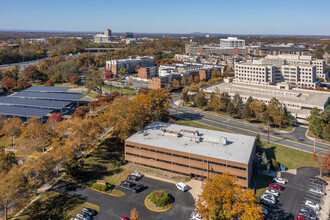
[220,37,245,48]
[253,46,310,56]
[125,32,134,39]
[138,66,158,79]
[186,45,248,57]
[93,28,114,43]
[125,121,256,188]
[105,56,155,75]
[234,54,325,89]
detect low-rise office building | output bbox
[105,56,155,75]
[204,82,330,124]
[125,122,256,188]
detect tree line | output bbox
[308,106,330,141]
[183,88,294,128]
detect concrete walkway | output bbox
[318,179,330,220]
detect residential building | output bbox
[138,66,158,79]
[204,82,330,124]
[125,122,256,188]
[93,28,114,43]
[105,56,155,75]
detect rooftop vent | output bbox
[180,129,200,136]
[203,135,227,145]
[162,129,182,137]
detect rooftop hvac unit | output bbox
[162,129,182,137]
[203,135,227,145]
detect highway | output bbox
[0,57,48,70]
[170,100,329,153]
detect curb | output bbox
[144,195,173,212]
[305,129,330,147]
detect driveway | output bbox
[50,177,195,220]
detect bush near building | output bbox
[91,183,108,192]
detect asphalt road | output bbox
[50,177,195,220]
[170,103,329,153]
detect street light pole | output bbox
[267,121,270,142]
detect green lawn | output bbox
[259,142,317,169]
[15,191,99,220]
[102,85,137,96]
[62,137,127,196]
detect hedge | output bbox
[149,190,171,207]
[91,183,108,192]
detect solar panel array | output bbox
[24,86,72,93]
[0,105,53,118]
[12,91,85,102]
[0,97,69,109]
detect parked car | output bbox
[121,181,135,188]
[259,199,276,207]
[269,183,283,190]
[304,200,320,211]
[298,208,316,218]
[176,182,188,192]
[308,187,326,195]
[191,210,203,220]
[273,177,287,184]
[262,207,269,216]
[261,193,276,202]
[266,188,280,197]
[76,212,93,220]
[121,217,129,220]
[82,207,97,216]
[297,215,310,220]
[131,171,143,178]
[133,184,144,193]
[127,175,140,181]
[310,177,327,186]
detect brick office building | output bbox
[125,122,256,188]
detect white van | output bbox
[176,182,188,192]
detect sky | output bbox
[0,0,329,35]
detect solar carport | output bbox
[0,105,53,118]
[0,97,69,110]
[24,86,72,93]
[11,91,85,102]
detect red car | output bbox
[269,183,283,190]
[121,217,129,220]
[296,215,309,220]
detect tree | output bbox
[226,101,236,116]
[1,117,23,147]
[246,96,253,106]
[194,89,207,109]
[181,77,187,87]
[119,67,127,75]
[0,146,17,173]
[181,90,189,104]
[69,74,81,85]
[232,94,243,116]
[308,108,326,138]
[72,106,90,118]
[324,105,330,122]
[219,92,230,111]
[195,173,262,220]
[47,112,63,123]
[1,76,16,90]
[44,79,54,86]
[267,98,286,128]
[17,81,31,90]
[188,75,194,85]
[130,208,139,220]
[312,151,330,177]
[207,89,221,112]
[21,65,40,82]
[172,79,180,90]
[249,99,266,120]
[85,70,103,94]
[324,124,330,141]
[194,75,200,84]
[242,104,252,119]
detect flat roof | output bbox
[0,97,69,109]
[0,105,52,118]
[24,86,72,93]
[126,122,256,164]
[11,91,85,102]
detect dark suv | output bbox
[310,177,327,186]
[127,175,140,181]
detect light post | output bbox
[267,121,270,142]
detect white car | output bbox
[266,188,279,197]
[273,177,286,184]
[176,182,188,191]
[131,171,143,178]
[191,211,203,220]
[309,188,326,195]
[305,200,320,211]
[261,193,276,202]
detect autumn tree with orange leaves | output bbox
[130,208,139,220]
[312,150,330,177]
[195,173,262,220]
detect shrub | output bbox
[149,190,171,207]
[44,80,54,86]
[271,158,280,171]
[92,183,108,192]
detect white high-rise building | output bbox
[220,37,245,48]
[93,28,113,43]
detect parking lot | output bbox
[51,176,195,220]
[264,167,325,220]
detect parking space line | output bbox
[304,193,322,200]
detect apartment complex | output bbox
[105,56,155,75]
[125,122,256,188]
[93,28,114,43]
[204,82,330,124]
[234,54,324,89]
[137,66,158,79]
